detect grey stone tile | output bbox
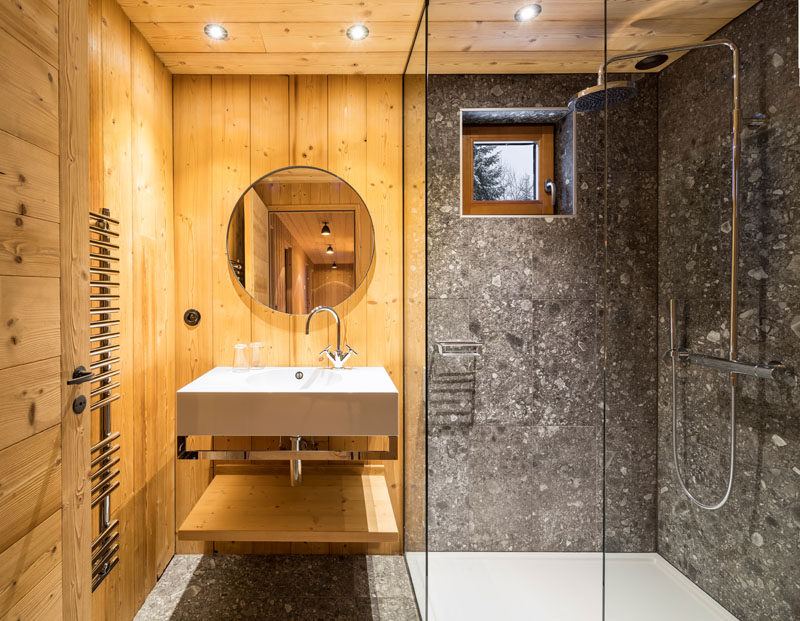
[604,423,657,552]
[605,73,659,173]
[426,70,642,556]
[605,297,658,428]
[135,555,416,621]
[466,424,534,550]
[655,5,800,611]
[464,249,536,301]
[427,425,471,551]
[527,213,601,300]
[375,597,420,621]
[529,300,601,426]
[529,426,602,551]
[469,299,534,425]
[356,556,415,600]
[606,171,658,298]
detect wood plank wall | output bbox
[88,0,176,618]
[173,74,404,555]
[0,0,66,616]
[403,73,426,553]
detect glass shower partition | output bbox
[403,5,428,620]
[422,0,607,618]
[602,0,800,619]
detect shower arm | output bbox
[600,39,741,369]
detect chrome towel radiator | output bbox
[88,210,121,589]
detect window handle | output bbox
[545,178,556,210]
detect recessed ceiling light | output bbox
[204,24,228,40]
[321,222,331,236]
[514,4,542,22]
[346,24,370,41]
[326,245,334,255]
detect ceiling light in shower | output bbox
[514,4,542,22]
[326,245,334,255]
[321,221,331,236]
[346,24,370,41]
[204,24,228,40]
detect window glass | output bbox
[472,141,537,201]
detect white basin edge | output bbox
[177,366,398,437]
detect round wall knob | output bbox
[183,308,201,326]
[72,395,87,414]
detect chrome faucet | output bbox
[305,306,357,369]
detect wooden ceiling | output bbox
[275,211,356,264]
[118,0,760,74]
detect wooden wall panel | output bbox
[0,275,60,369]
[0,0,68,617]
[0,130,60,222]
[0,356,61,452]
[0,425,62,555]
[89,0,176,617]
[174,74,405,555]
[287,75,330,376]
[211,75,253,369]
[403,73,426,552]
[211,75,253,460]
[0,210,60,277]
[129,22,177,600]
[0,0,59,67]
[0,509,62,617]
[246,77,292,554]
[173,75,214,555]
[3,564,62,620]
[327,75,368,390]
[94,0,135,616]
[130,34,157,592]
[0,27,59,154]
[250,76,291,366]
[153,49,176,578]
[363,75,404,553]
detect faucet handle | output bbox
[319,344,333,356]
[337,344,357,367]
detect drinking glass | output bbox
[250,342,264,369]
[232,343,249,372]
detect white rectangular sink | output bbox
[177,366,398,437]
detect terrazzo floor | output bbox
[134,554,420,621]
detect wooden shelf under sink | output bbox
[178,465,398,544]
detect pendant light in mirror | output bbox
[321,221,331,236]
[326,245,334,255]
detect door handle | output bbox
[67,365,96,385]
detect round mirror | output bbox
[226,166,375,314]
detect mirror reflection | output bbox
[227,167,374,314]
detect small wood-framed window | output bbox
[461,124,555,216]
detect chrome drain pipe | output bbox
[290,436,302,486]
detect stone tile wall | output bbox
[427,73,660,552]
[655,0,800,618]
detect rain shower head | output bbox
[568,81,638,113]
